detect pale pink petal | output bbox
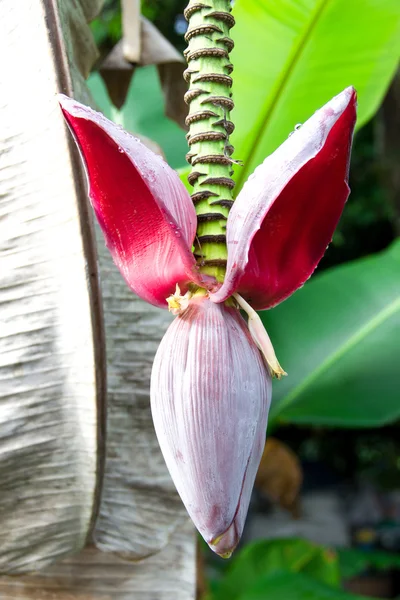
[233,293,286,379]
[211,87,357,309]
[59,94,204,308]
[151,296,271,557]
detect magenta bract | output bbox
[211,87,357,309]
[59,95,207,308]
[59,88,356,311]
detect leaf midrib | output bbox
[236,0,331,190]
[270,295,400,421]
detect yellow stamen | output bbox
[167,284,192,315]
[233,293,287,379]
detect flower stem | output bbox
[184,0,236,282]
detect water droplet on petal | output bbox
[118,146,125,153]
[145,168,156,183]
[288,123,302,138]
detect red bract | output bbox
[59,87,356,311]
[211,87,357,308]
[60,96,207,308]
[59,87,356,557]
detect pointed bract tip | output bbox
[57,92,70,106]
[343,85,357,99]
[209,522,239,558]
[325,86,357,116]
[57,93,90,120]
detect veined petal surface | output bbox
[59,95,202,308]
[151,296,271,556]
[211,87,357,309]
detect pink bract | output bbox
[210,86,357,309]
[59,88,356,312]
[150,296,271,557]
[59,95,207,309]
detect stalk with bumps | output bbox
[184,0,236,281]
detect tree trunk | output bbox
[0,0,196,596]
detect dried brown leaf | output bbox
[56,0,104,104]
[99,17,188,128]
[255,438,303,516]
[99,41,136,109]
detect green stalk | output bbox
[184,0,236,282]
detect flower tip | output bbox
[219,550,234,560]
[344,86,357,109]
[342,85,356,97]
[57,93,75,113]
[330,85,357,116]
[57,92,68,101]
[209,522,239,558]
[57,94,93,132]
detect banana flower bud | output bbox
[151,295,271,557]
[58,86,356,556]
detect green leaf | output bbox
[262,241,400,427]
[235,572,372,600]
[231,0,400,189]
[212,538,341,600]
[339,548,400,580]
[178,165,191,191]
[304,548,341,588]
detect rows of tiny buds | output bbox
[183,2,236,197]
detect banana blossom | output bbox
[59,87,356,556]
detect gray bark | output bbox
[0,0,196,596]
[0,0,105,573]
